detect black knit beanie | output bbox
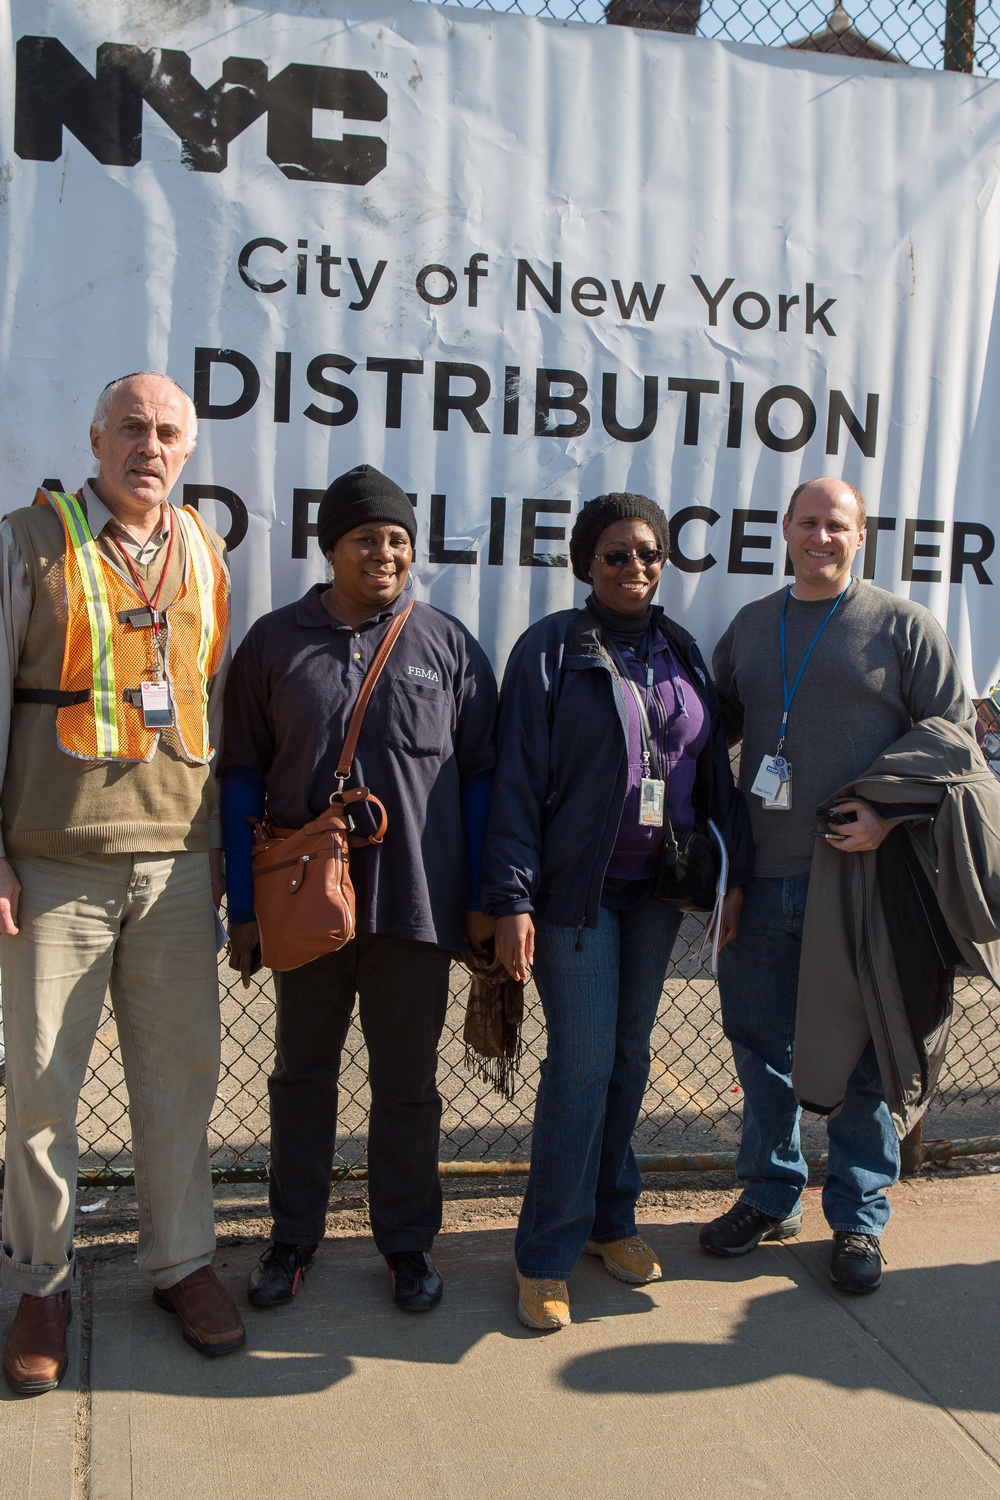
[569,492,669,583]
[316,464,417,555]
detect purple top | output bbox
[604,631,709,882]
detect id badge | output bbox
[139,680,173,729]
[638,777,665,827]
[750,755,783,801]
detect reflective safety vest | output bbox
[39,489,229,764]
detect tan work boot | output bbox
[3,1291,72,1395]
[585,1235,662,1284]
[516,1272,570,1331]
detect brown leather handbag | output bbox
[250,600,412,972]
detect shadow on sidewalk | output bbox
[558,1250,1000,1414]
[70,1226,663,1399]
[5,1222,997,1415]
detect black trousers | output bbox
[268,932,451,1254]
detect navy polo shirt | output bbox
[221,586,497,951]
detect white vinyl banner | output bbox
[1,0,999,688]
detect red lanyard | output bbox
[109,508,176,642]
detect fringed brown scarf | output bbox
[456,938,525,1100]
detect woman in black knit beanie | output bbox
[221,465,498,1318]
[482,491,751,1332]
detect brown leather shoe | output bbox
[153,1265,246,1356]
[3,1291,72,1395]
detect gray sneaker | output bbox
[699,1200,803,1257]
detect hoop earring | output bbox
[404,572,414,592]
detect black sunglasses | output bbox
[592,547,664,568]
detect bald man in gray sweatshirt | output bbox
[700,476,973,1292]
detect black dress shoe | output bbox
[247,1242,317,1307]
[385,1251,443,1312]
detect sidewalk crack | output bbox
[72,1261,93,1500]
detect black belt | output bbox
[13,688,91,706]
[15,688,153,708]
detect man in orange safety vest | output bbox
[0,372,243,1394]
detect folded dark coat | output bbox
[792,716,1000,1140]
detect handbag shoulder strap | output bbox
[335,597,414,786]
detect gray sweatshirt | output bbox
[712,579,975,878]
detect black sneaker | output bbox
[699,1200,803,1257]
[830,1232,884,1293]
[247,1242,317,1307]
[385,1251,443,1312]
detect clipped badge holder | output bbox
[751,752,792,811]
[765,776,792,811]
[139,680,173,729]
[765,758,792,810]
[638,777,665,827]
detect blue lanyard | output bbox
[777,579,852,752]
[603,629,659,776]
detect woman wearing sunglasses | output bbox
[481,492,751,1332]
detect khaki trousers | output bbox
[1,851,221,1296]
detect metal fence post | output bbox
[944,0,976,70]
[899,1118,925,1177]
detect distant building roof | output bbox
[785,3,906,62]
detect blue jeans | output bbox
[718,874,899,1234]
[515,897,684,1279]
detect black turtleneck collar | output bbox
[585,592,655,645]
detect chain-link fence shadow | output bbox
[2,914,997,1186]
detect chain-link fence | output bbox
[423,0,997,77]
[1,912,997,1188]
[2,0,999,1184]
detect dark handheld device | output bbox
[817,805,859,826]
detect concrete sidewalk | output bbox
[2,1176,999,1500]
